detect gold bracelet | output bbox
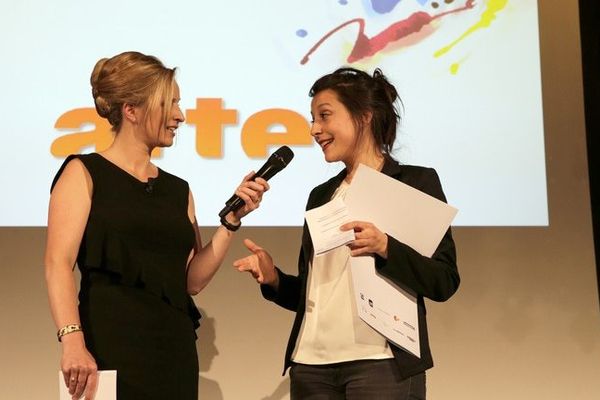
[57,324,82,342]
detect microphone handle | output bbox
[218,164,281,217]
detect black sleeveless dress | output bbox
[52,153,201,400]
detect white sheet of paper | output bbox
[345,164,458,357]
[305,197,355,255]
[59,370,117,400]
[346,164,458,258]
[351,255,420,355]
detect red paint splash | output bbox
[300,0,476,64]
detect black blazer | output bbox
[261,157,460,378]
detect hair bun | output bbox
[91,58,114,118]
[87,51,176,132]
[373,68,398,104]
[94,95,111,118]
[90,58,109,89]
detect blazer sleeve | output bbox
[260,248,304,311]
[260,224,307,311]
[374,168,459,302]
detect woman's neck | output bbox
[101,127,156,178]
[344,150,385,183]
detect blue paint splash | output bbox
[369,0,430,15]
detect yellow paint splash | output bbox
[434,0,509,58]
[450,62,460,74]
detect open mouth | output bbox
[318,138,333,150]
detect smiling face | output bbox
[310,89,360,166]
[144,81,185,147]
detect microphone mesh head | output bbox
[272,146,294,167]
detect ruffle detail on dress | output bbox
[78,222,201,329]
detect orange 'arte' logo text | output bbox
[52,98,312,159]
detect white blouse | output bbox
[292,180,393,364]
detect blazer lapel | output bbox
[381,156,403,178]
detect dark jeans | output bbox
[290,359,426,400]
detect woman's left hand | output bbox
[341,221,388,258]
[230,172,270,222]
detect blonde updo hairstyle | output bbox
[90,51,176,134]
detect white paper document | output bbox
[345,164,458,357]
[305,197,355,255]
[59,370,117,400]
[351,255,420,355]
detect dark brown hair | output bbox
[309,67,402,157]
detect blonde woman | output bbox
[45,51,269,400]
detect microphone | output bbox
[218,146,294,218]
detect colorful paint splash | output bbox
[300,0,476,64]
[298,0,509,73]
[434,0,509,58]
[370,0,431,14]
[371,0,402,14]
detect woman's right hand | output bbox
[61,335,98,400]
[233,239,278,288]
